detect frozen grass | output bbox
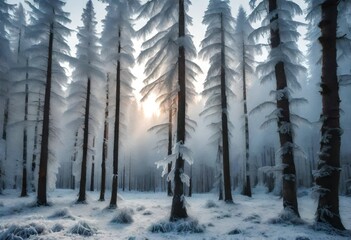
[69,221,97,236]
[0,223,46,239]
[243,213,261,223]
[149,218,205,233]
[111,208,134,224]
[268,209,306,225]
[204,200,218,208]
[51,223,64,232]
[48,207,75,220]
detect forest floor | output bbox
[0,187,350,240]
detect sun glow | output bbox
[141,95,160,119]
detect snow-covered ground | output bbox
[0,187,350,240]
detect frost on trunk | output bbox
[249,0,307,217]
[308,0,345,230]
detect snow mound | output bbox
[267,209,305,225]
[136,206,145,211]
[228,228,243,235]
[149,218,205,233]
[312,222,351,237]
[48,208,75,220]
[51,223,64,232]
[204,200,218,208]
[142,210,152,216]
[69,221,97,236]
[0,223,46,240]
[111,208,134,224]
[243,214,261,223]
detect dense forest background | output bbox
[0,0,350,231]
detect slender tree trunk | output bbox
[217,145,223,200]
[315,0,345,230]
[269,0,299,216]
[77,77,91,203]
[167,106,173,196]
[220,13,233,203]
[70,130,78,190]
[90,137,95,192]
[110,30,121,209]
[188,165,192,197]
[20,59,29,197]
[31,93,40,192]
[37,23,54,206]
[99,74,109,201]
[241,44,252,197]
[170,0,188,221]
[128,156,131,191]
[122,164,125,191]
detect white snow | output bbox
[0,187,350,239]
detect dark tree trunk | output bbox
[122,165,125,191]
[269,0,299,216]
[31,93,41,192]
[90,137,95,192]
[77,77,91,203]
[188,165,192,197]
[316,0,345,230]
[170,0,188,221]
[37,24,54,206]
[167,107,173,196]
[110,30,121,209]
[99,74,109,201]
[241,44,252,197]
[20,59,29,198]
[220,13,233,203]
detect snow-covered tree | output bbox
[199,0,235,203]
[100,0,140,209]
[138,0,200,220]
[9,3,30,197]
[0,0,14,193]
[306,0,346,230]
[234,6,256,198]
[249,0,307,217]
[26,0,71,205]
[66,0,104,204]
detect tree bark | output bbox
[31,93,40,192]
[241,44,252,197]
[167,107,173,196]
[269,0,299,216]
[90,136,95,192]
[220,13,233,203]
[316,0,345,230]
[170,0,188,221]
[77,77,91,203]
[20,59,29,198]
[37,23,54,206]
[109,29,121,209]
[99,74,109,201]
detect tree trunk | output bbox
[122,164,125,191]
[37,23,54,206]
[241,44,252,197]
[77,77,91,203]
[109,30,121,209]
[99,74,109,201]
[90,136,95,192]
[20,59,29,198]
[167,107,173,196]
[31,93,40,192]
[70,130,78,190]
[269,0,299,216]
[316,0,345,230]
[188,165,192,197]
[170,0,188,221]
[220,13,233,203]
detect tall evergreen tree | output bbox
[66,0,103,204]
[0,0,14,193]
[250,0,307,217]
[100,0,140,209]
[307,0,346,230]
[199,0,235,203]
[26,0,71,205]
[137,0,200,220]
[234,6,255,197]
